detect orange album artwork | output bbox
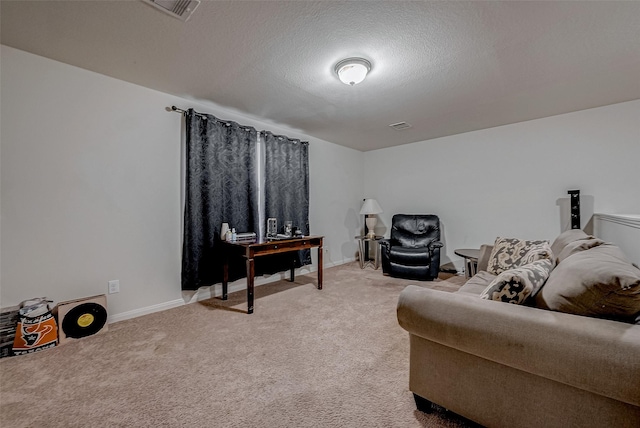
[12,311,58,355]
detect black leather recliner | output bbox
[379,214,442,281]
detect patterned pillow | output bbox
[521,242,554,265]
[481,259,554,304]
[486,237,551,275]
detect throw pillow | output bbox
[486,237,550,275]
[550,229,593,259]
[521,242,554,265]
[535,244,640,323]
[457,271,498,297]
[481,259,554,304]
[556,237,605,264]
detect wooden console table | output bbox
[221,235,324,314]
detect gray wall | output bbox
[0,46,364,320]
[363,99,640,271]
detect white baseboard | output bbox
[107,257,356,323]
[107,298,185,324]
[325,257,355,268]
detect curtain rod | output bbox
[171,105,224,122]
[171,105,258,131]
[171,105,209,118]
[170,106,307,143]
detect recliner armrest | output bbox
[379,238,392,252]
[428,241,443,249]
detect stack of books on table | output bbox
[0,305,20,358]
[235,232,257,242]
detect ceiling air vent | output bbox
[389,122,412,131]
[142,0,201,22]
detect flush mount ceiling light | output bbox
[334,58,372,86]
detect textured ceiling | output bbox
[2,1,639,151]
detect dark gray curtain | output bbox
[260,131,311,273]
[182,110,258,290]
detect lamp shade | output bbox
[360,198,383,215]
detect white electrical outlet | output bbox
[108,280,120,294]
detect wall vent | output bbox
[388,121,412,131]
[142,0,201,22]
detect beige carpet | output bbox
[0,262,477,428]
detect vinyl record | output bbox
[61,302,107,339]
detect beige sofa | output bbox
[397,230,640,428]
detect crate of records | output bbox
[0,305,20,358]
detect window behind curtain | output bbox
[258,131,311,274]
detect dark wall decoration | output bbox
[568,189,580,230]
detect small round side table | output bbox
[355,235,383,269]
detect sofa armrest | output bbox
[397,285,640,407]
[476,244,493,273]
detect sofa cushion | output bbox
[457,270,497,296]
[486,237,551,275]
[550,228,593,258]
[481,259,554,304]
[535,244,640,323]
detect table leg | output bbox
[246,257,255,314]
[364,240,369,263]
[358,239,365,269]
[290,257,295,282]
[374,241,380,269]
[222,257,229,300]
[465,258,477,278]
[317,244,323,290]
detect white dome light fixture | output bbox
[335,57,372,86]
